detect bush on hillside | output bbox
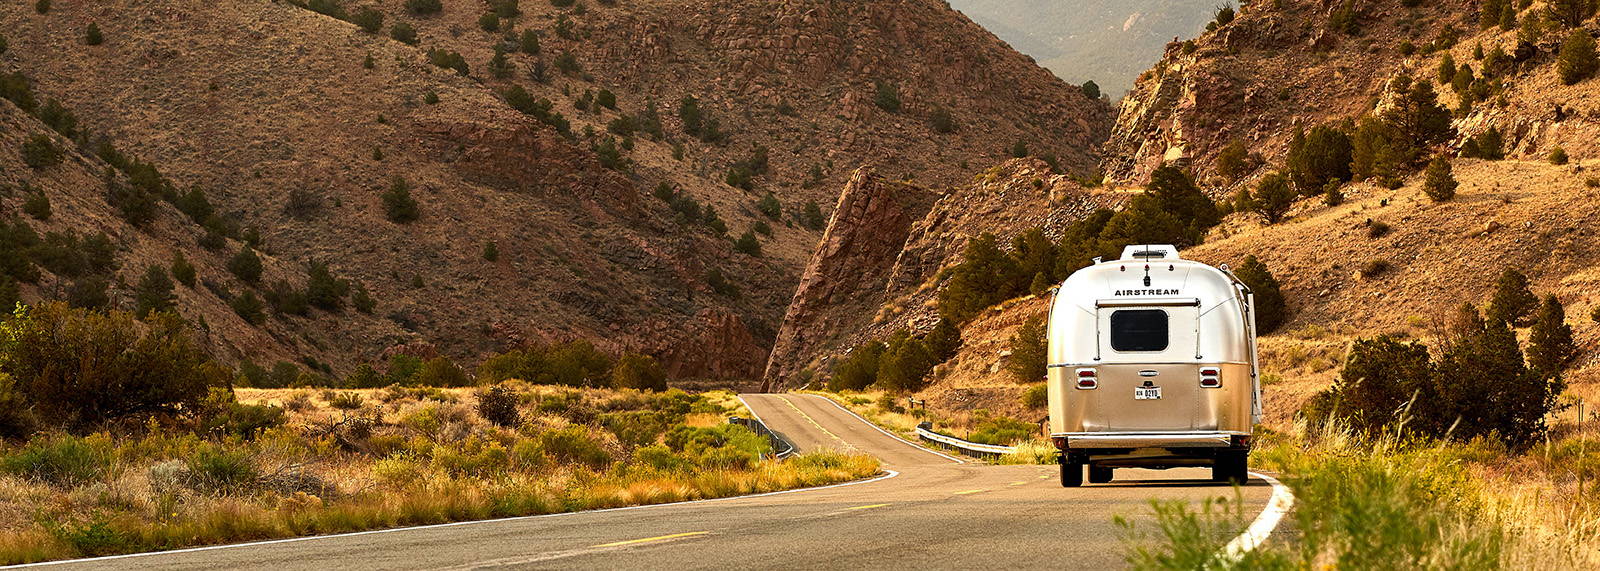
[22,191,50,221]
[228,246,262,283]
[477,385,522,427]
[133,264,175,317]
[874,81,901,112]
[351,7,383,33]
[1549,146,1570,165]
[1215,139,1253,181]
[1250,172,1296,224]
[610,353,667,391]
[382,176,420,223]
[1286,125,1353,195]
[405,0,442,15]
[1559,29,1599,84]
[1422,157,1458,202]
[21,134,59,169]
[1486,268,1539,325]
[1234,255,1287,333]
[0,303,213,430]
[231,290,266,324]
[1527,294,1577,378]
[1006,316,1047,384]
[734,231,762,257]
[828,341,885,392]
[390,22,418,44]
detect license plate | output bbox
[1135,386,1162,400]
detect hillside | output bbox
[0,0,1112,381]
[790,0,1600,429]
[948,0,1218,97]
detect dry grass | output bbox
[0,386,878,564]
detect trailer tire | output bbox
[1088,465,1113,484]
[1060,460,1083,487]
[1212,451,1248,485]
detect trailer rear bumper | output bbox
[1054,431,1249,449]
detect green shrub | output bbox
[350,282,375,314]
[1250,172,1296,224]
[201,402,286,439]
[182,445,260,494]
[705,268,738,297]
[801,200,826,230]
[968,416,1035,446]
[1549,0,1597,28]
[1234,255,1287,333]
[929,106,956,133]
[405,0,442,15]
[133,264,175,317]
[1422,157,1458,202]
[1549,146,1570,165]
[351,7,383,33]
[876,331,933,393]
[416,356,471,387]
[382,176,420,223]
[1021,383,1047,409]
[84,23,103,46]
[1359,259,1390,278]
[553,50,580,74]
[427,49,469,75]
[16,191,48,223]
[170,252,196,287]
[1485,268,1538,325]
[540,426,611,469]
[733,231,762,257]
[0,434,110,486]
[873,81,901,112]
[0,304,212,428]
[305,261,348,312]
[228,246,262,283]
[477,12,500,32]
[519,28,541,54]
[390,22,418,44]
[21,134,59,169]
[1527,294,1576,378]
[1286,125,1353,195]
[231,291,265,324]
[610,353,667,391]
[1006,316,1046,384]
[602,411,670,447]
[1215,139,1252,181]
[828,341,885,392]
[665,424,768,469]
[756,193,781,219]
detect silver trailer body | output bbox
[1045,245,1260,486]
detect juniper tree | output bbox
[1422,157,1458,202]
[1234,255,1287,333]
[1485,268,1538,325]
[1558,29,1598,85]
[1251,172,1296,224]
[134,264,175,317]
[1527,294,1576,378]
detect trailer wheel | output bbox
[1088,465,1113,484]
[1212,451,1249,485]
[1060,459,1083,487]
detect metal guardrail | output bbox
[915,422,1016,458]
[729,416,796,459]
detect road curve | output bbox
[26,394,1272,570]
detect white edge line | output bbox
[797,394,965,464]
[1220,471,1295,561]
[4,469,901,569]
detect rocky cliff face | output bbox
[762,159,1123,390]
[761,168,936,390]
[1101,0,1475,187]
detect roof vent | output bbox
[1120,244,1180,261]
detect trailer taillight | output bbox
[1200,368,1219,376]
[1199,367,1221,388]
[1075,368,1097,389]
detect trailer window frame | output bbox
[1108,309,1169,352]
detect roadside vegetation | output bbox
[0,303,877,564]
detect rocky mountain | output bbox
[0,0,1112,381]
[775,0,1600,424]
[948,0,1219,98]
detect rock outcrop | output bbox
[761,169,937,391]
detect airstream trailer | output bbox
[1046,244,1261,487]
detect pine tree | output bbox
[1251,172,1296,224]
[1437,53,1457,85]
[1527,294,1577,378]
[1216,139,1251,181]
[1234,255,1287,333]
[84,23,103,46]
[1381,76,1454,152]
[1286,125,1353,195]
[170,252,196,287]
[1433,304,1557,446]
[1558,29,1599,85]
[134,264,175,317]
[228,246,263,284]
[382,176,420,223]
[1548,0,1598,28]
[1422,157,1458,202]
[1005,316,1047,384]
[1485,268,1539,325]
[923,318,962,363]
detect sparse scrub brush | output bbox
[228,246,263,284]
[382,176,420,223]
[22,191,50,220]
[84,23,103,46]
[733,231,762,257]
[405,0,442,15]
[873,81,901,112]
[1006,316,1047,384]
[1548,145,1569,165]
[352,8,383,33]
[390,22,418,44]
[1251,172,1296,224]
[20,134,59,169]
[477,385,521,426]
[171,253,196,287]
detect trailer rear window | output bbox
[1110,310,1168,352]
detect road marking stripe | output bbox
[1219,471,1295,561]
[774,395,853,449]
[843,503,889,511]
[1009,481,1026,486]
[952,489,986,495]
[800,394,965,464]
[6,469,901,568]
[591,531,708,548]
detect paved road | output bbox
[31,394,1272,570]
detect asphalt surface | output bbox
[29,393,1272,570]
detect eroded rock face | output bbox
[761,168,937,391]
[659,310,769,381]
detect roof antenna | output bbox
[1142,244,1152,287]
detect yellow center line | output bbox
[1009,481,1027,486]
[843,503,890,511]
[590,531,709,548]
[776,395,849,445]
[953,489,987,495]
